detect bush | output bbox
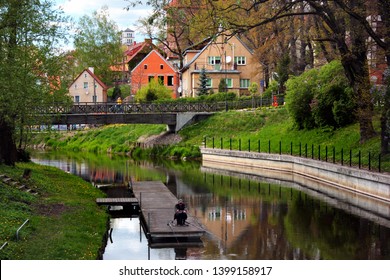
[136,79,173,102]
[285,68,317,129]
[285,60,356,129]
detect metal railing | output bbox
[32,97,284,115]
[204,137,389,173]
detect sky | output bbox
[53,0,151,48]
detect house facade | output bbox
[68,68,108,103]
[180,33,263,97]
[131,50,180,98]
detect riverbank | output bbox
[0,163,109,260]
[28,108,390,168]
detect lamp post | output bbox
[225,50,228,112]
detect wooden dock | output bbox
[130,181,205,242]
[96,197,138,206]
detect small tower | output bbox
[121,28,134,45]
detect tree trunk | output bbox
[0,118,17,166]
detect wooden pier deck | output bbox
[96,197,138,206]
[130,181,205,242]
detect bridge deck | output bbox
[130,181,204,241]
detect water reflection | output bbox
[31,151,390,260]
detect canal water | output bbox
[31,150,390,260]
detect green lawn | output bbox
[0,163,108,260]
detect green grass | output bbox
[178,107,389,172]
[30,124,167,154]
[29,106,389,171]
[0,163,109,260]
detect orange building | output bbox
[130,50,180,98]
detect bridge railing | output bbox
[36,97,284,115]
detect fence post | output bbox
[358,150,361,169]
[325,146,328,162]
[221,137,223,150]
[239,139,241,151]
[379,154,381,173]
[318,145,321,160]
[368,152,371,171]
[248,139,251,152]
[269,140,271,154]
[230,138,232,150]
[204,137,206,148]
[290,142,293,155]
[350,149,352,167]
[299,142,302,157]
[333,147,335,164]
[341,148,344,165]
[312,144,314,159]
[212,137,215,149]
[258,140,260,153]
[279,141,282,155]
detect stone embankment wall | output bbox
[201,148,390,203]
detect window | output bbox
[92,95,97,102]
[234,56,246,65]
[160,64,164,70]
[84,73,87,78]
[74,84,77,89]
[208,56,221,65]
[158,76,164,85]
[225,78,233,88]
[206,78,212,88]
[75,96,80,103]
[83,82,88,89]
[167,76,174,86]
[240,79,250,88]
[144,64,148,70]
[148,76,154,82]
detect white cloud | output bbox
[54,0,151,41]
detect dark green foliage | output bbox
[275,53,291,93]
[286,61,356,129]
[218,78,228,93]
[197,67,209,96]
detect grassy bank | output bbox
[29,106,389,170]
[0,163,108,260]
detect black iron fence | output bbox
[204,137,389,174]
[33,97,285,115]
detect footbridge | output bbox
[36,99,277,132]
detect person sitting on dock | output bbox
[174,199,187,226]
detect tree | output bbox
[73,6,122,85]
[201,0,378,142]
[0,0,68,165]
[218,79,228,93]
[197,67,209,96]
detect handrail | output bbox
[16,219,29,241]
[0,242,8,250]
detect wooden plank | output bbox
[96,197,138,206]
[131,181,205,241]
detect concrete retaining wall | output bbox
[201,148,390,203]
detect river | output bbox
[31,150,390,260]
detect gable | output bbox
[69,69,107,90]
[181,34,254,73]
[131,50,178,74]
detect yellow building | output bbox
[68,67,108,103]
[180,33,263,97]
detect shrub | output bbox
[136,79,173,102]
[285,60,356,129]
[285,68,317,129]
